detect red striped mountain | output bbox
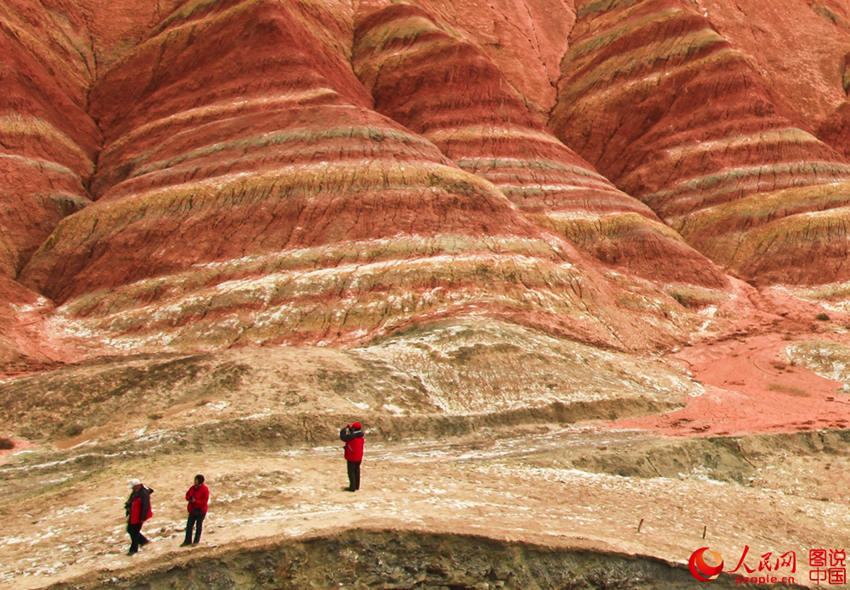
[361,0,576,116]
[551,0,850,286]
[5,0,850,370]
[0,0,95,279]
[0,0,186,281]
[352,1,727,287]
[16,0,718,357]
[0,0,193,368]
[0,1,96,369]
[693,0,850,129]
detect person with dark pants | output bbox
[339,422,364,491]
[182,474,209,546]
[347,460,360,491]
[124,478,153,555]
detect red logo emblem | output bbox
[689,547,724,582]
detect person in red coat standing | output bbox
[181,474,209,546]
[124,478,153,555]
[339,422,364,491]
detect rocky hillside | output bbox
[6,0,850,371]
[5,2,850,587]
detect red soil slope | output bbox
[551,0,850,286]
[0,0,96,277]
[0,1,99,367]
[4,0,850,371]
[614,288,850,436]
[819,100,850,159]
[19,0,707,354]
[404,0,576,114]
[697,0,850,130]
[353,2,728,287]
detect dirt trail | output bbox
[1,427,848,589]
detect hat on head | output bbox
[129,478,141,487]
[351,422,361,429]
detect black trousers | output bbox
[127,522,148,553]
[184,512,206,544]
[347,460,361,490]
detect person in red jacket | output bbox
[124,478,153,555]
[339,421,364,491]
[181,474,209,546]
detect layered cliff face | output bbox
[352,1,728,287]
[0,1,97,369]
[391,0,576,114]
[695,0,850,129]
[0,0,189,285]
[16,0,716,356]
[0,0,95,279]
[3,0,850,370]
[552,0,850,286]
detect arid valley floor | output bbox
[3,289,850,588]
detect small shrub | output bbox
[62,423,84,437]
[816,312,830,321]
[0,437,14,450]
[768,383,807,396]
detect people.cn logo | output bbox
[689,547,724,582]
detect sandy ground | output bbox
[611,285,850,437]
[1,423,849,589]
[2,287,850,588]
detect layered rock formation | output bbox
[552,0,850,286]
[17,0,710,356]
[0,0,95,278]
[388,0,576,113]
[352,1,728,287]
[696,0,850,128]
[6,5,850,588]
[0,1,96,369]
[4,0,850,371]
[0,0,753,362]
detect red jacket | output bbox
[340,424,364,462]
[128,487,153,524]
[186,484,209,514]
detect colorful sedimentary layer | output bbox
[9,0,850,370]
[394,0,576,114]
[0,0,96,277]
[552,0,850,285]
[353,2,728,287]
[694,0,850,129]
[19,0,702,354]
[0,1,100,368]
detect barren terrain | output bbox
[2,292,850,588]
[3,0,850,587]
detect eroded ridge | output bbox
[16,0,706,353]
[0,1,98,278]
[352,2,728,288]
[552,0,850,286]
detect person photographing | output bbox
[339,422,364,492]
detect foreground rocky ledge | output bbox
[42,528,804,590]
